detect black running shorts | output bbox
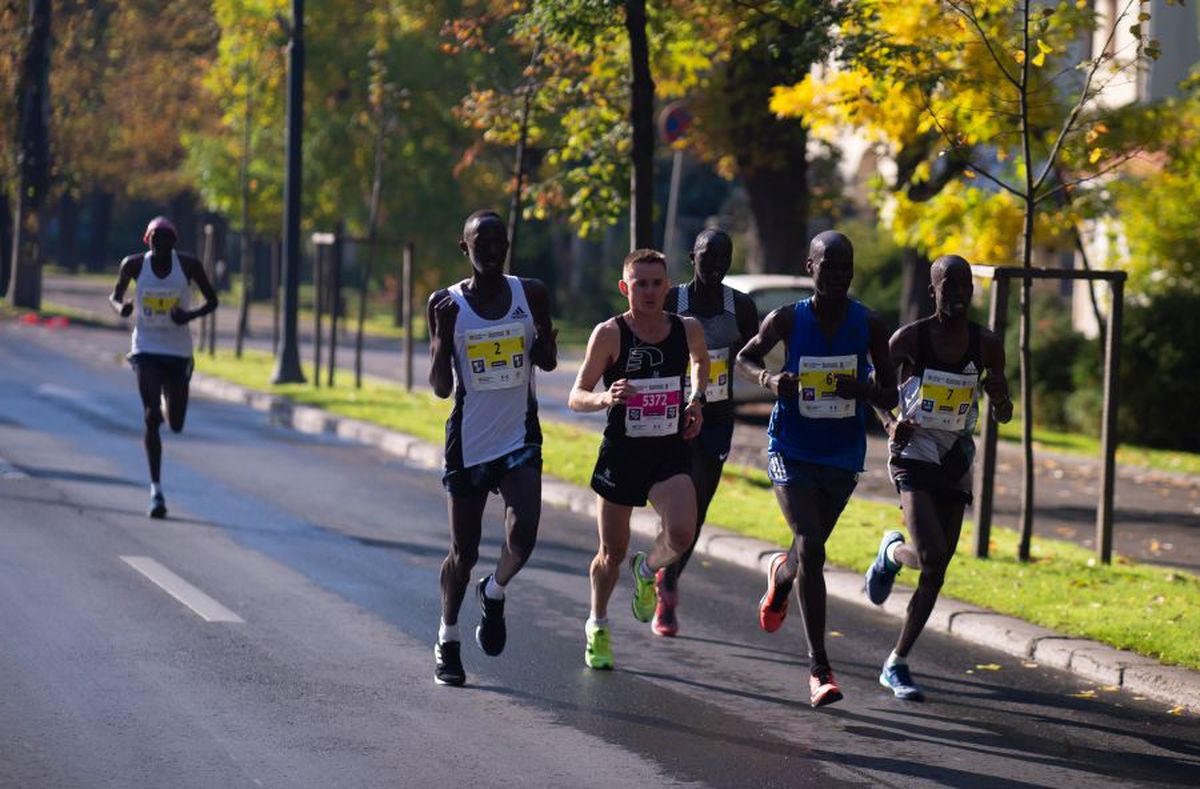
[590,436,691,507]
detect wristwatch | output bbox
[689,391,708,407]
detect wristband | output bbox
[758,369,771,389]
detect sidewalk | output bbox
[186,370,1200,714]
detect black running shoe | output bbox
[475,576,507,656]
[434,641,466,686]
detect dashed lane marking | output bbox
[0,456,29,480]
[121,556,244,623]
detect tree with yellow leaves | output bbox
[772,0,1166,560]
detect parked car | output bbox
[722,274,814,405]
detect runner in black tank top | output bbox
[654,230,759,637]
[569,249,709,670]
[868,255,1013,702]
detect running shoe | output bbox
[584,620,614,670]
[434,641,466,686]
[758,552,792,633]
[475,576,506,656]
[864,530,905,605]
[652,600,678,637]
[148,492,167,519]
[810,665,844,708]
[880,660,925,701]
[652,568,678,637]
[629,552,657,623]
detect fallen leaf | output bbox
[1168,706,1185,716]
[976,664,1002,671]
[1021,661,1039,668]
[965,669,975,675]
[1072,690,1097,699]
[829,631,844,638]
[1099,685,1120,692]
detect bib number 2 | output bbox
[465,322,527,390]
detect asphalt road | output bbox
[41,274,1200,572]
[2,319,1198,787]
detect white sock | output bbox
[886,650,906,668]
[438,619,460,644]
[637,556,656,582]
[587,615,608,629]
[885,540,901,568]
[485,575,505,600]
[151,482,162,498]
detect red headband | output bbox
[144,216,177,246]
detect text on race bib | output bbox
[684,347,730,403]
[464,322,527,391]
[797,355,858,419]
[141,288,180,327]
[624,377,682,437]
[901,369,978,431]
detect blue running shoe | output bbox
[880,660,925,701]
[864,530,905,605]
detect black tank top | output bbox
[912,318,982,377]
[603,314,690,441]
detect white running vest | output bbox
[131,251,192,358]
[447,276,538,468]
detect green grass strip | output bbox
[194,347,1200,670]
[996,420,1200,477]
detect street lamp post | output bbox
[272,0,306,383]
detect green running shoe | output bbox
[629,552,657,623]
[585,620,614,670]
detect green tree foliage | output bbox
[187,1,488,269]
[53,1,219,202]
[1108,73,1200,296]
[452,1,839,270]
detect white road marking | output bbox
[121,556,245,623]
[35,382,88,400]
[0,456,29,480]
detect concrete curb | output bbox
[189,373,1200,715]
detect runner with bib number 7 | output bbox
[736,230,897,708]
[865,254,1012,702]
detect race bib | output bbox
[902,369,978,431]
[684,347,730,403]
[624,377,682,437]
[464,322,527,391]
[797,355,857,419]
[141,288,180,327]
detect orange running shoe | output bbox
[809,665,844,708]
[758,552,792,633]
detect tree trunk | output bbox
[899,248,934,324]
[625,0,654,251]
[87,190,113,272]
[9,0,53,310]
[1017,2,1036,561]
[740,158,809,274]
[721,41,810,274]
[58,193,81,271]
[0,190,11,296]
[235,87,253,358]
